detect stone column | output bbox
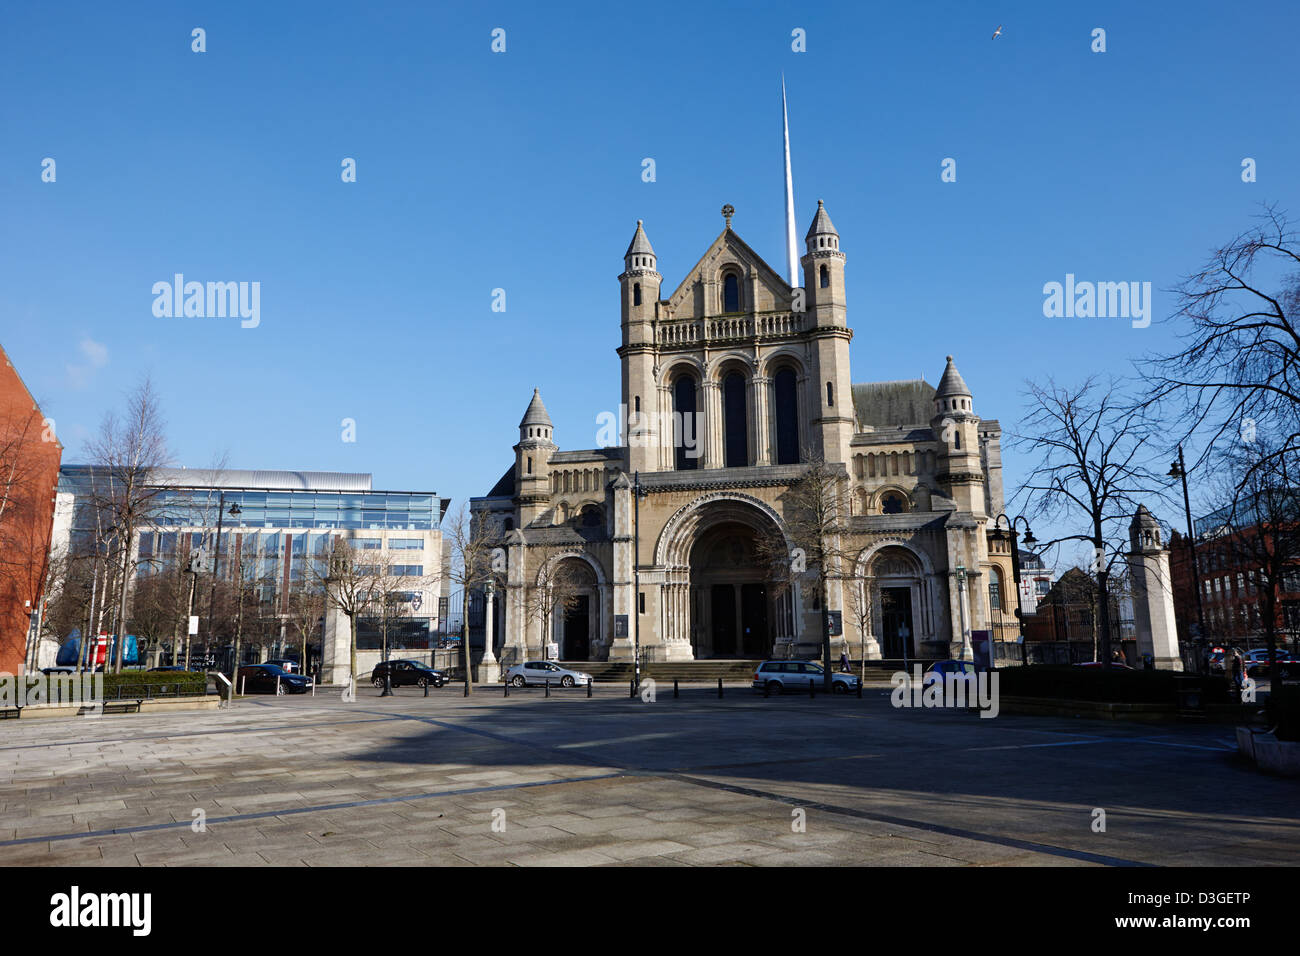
[753,375,772,465]
[476,580,500,683]
[702,380,722,468]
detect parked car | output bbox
[504,661,592,688]
[923,659,983,686]
[265,658,300,673]
[1244,648,1293,676]
[236,664,313,695]
[370,659,447,689]
[436,638,460,649]
[148,666,188,672]
[751,660,860,694]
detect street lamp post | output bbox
[1169,446,1207,673]
[992,514,1037,668]
[955,562,971,662]
[632,471,648,695]
[207,494,242,678]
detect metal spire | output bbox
[782,75,798,289]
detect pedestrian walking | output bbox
[840,651,850,673]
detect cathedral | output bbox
[469,200,1016,666]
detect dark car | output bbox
[148,665,188,672]
[1245,648,1293,677]
[237,664,313,695]
[371,659,447,689]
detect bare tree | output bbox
[522,543,590,661]
[443,505,495,694]
[758,455,852,692]
[1143,204,1300,485]
[314,539,380,687]
[1013,376,1166,667]
[844,572,873,684]
[358,548,437,694]
[1208,432,1300,679]
[84,378,170,672]
[286,576,327,678]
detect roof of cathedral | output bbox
[852,379,936,429]
[935,355,972,399]
[519,388,552,428]
[805,199,838,240]
[485,466,515,498]
[624,220,655,258]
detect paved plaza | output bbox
[1,683,1297,867]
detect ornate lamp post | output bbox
[632,472,649,695]
[1168,447,1207,672]
[992,514,1036,665]
[207,494,241,678]
[955,562,971,661]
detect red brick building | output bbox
[1169,525,1300,652]
[0,345,62,674]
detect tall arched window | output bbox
[819,265,829,288]
[673,374,699,470]
[989,568,1003,612]
[633,282,641,306]
[723,372,748,467]
[723,273,740,313]
[773,367,799,465]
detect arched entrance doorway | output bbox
[690,522,770,658]
[656,494,792,660]
[860,545,933,661]
[549,556,600,661]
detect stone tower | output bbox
[931,356,985,517]
[514,389,556,527]
[619,220,661,475]
[1127,504,1183,670]
[801,200,854,465]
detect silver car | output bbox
[751,660,860,694]
[505,660,593,688]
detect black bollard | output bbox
[630,679,636,698]
[717,677,723,699]
[809,678,815,698]
[545,680,550,698]
[674,679,679,699]
[856,680,862,699]
[764,681,770,698]
[504,680,509,698]
[587,678,592,698]
[424,680,429,698]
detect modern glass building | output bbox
[51,467,451,662]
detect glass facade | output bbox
[59,466,443,534]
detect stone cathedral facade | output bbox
[469,201,1019,664]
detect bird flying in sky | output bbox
[992,25,1003,39]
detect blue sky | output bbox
[3,1,1298,561]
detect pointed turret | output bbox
[623,220,657,273]
[931,355,984,516]
[514,388,556,525]
[519,387,552,438]
[804,199,839,251]
[934,355,973,415]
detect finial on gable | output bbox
[722,204,735,229]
